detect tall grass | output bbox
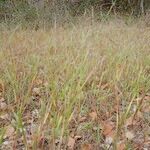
[0,20,150,149]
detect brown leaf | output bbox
[102,121,115,138]
[125,131,134,140]
[81,144,92,150]
[144,95,150,101]
[0,97,5,102]
[67,137,75,150]
[32,87,40,95]
[89,111,97,121]
[105,137,113,145]
[117,141,125,150]
[0,101,7,110]
[36,79,43,85]
[0,113,9,120]
[125,112,143,128]
[101,83,110,90]
[4,125,15,138]
[44,81,49,87]
[74,135,82,140]
[79,116,87,123]
[125,116,135,127]
[38,136,49,148]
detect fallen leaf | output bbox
[0,97,5,102]
[55,139,60,145]
[79,116,87,123]
[144,95,150,101]
[117,141,125,150]
[32,87,40,95]
[0,101,7,110]
[4,125,15,138]
[125,116,135,127]
[67,136,75,150]
[101,83,110,90]
[36,79,43,85]
[141,103,150,114]
[81,144,92,150]
[125,130,134,140]
[38,136,49,148]
[70,132,75,138]
[89,112,97,121]
[92,126,98,131]
[3,141,9,145]
[44,81,49,87]
[105,137,113,145]
[74,135,82,140]
[0,113,9,120]
[102,121,115,138]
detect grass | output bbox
[0,19,150,149]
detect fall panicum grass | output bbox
[0,20,150,149]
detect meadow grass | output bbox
[0,19,150,149]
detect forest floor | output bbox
[0,19,150,150]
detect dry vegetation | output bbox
[0,19,150,149]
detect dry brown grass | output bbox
[0,20,150,149]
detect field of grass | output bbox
[0,19,150,149]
